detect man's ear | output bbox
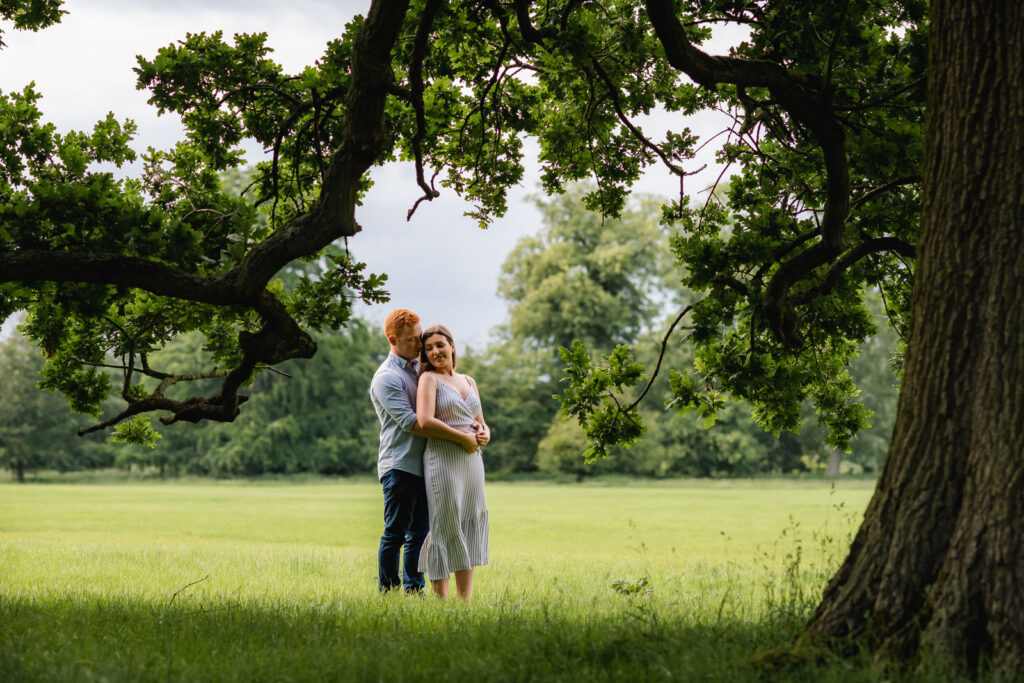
[387,335,396,346]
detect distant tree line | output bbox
[0,188,899,481]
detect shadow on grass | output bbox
[0,594,890,682]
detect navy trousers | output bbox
[378,468,429,592]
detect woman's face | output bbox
[423,333,454,371]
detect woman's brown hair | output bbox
[419,324,456,376]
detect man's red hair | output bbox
[384,309,420,338]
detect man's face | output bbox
[390,324,422,361]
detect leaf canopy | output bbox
[1,0,923,450]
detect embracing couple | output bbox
[369,308,491,601]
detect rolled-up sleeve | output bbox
[370,372,417,433]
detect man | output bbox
[369,309,477,593]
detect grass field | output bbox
[0,476,946,681]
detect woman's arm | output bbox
[465,375,490,446]
[415,373,478,452]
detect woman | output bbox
[415,324,491,600]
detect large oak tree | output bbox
[803,4,1023,673]
[1,0,1020,673]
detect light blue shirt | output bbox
[369,352,427,479]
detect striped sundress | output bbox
[418,377,489,580]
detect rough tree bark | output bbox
[804,1,1024,673]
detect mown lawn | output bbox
[0,477,946,681]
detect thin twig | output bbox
[405,0,443,220]
[590,61,686,176]
[875,282,907,344]
[256,365,294,378]
[851,175,919,209]
[835,77,924,112]
[821,0,850,97]
[623,301,701,414]
[167,575,210,609]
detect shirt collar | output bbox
[389,352,419,373]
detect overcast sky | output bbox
[1,0,740,348]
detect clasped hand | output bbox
[458,421,490,452]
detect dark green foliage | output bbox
[0,179,900,479]
[128,322,384,477]
[496,187,898,478]
[458,344,554,474]
[191,322,383,476]
[560,341,647,460]
[837,293,901,472]
[0,332,111,480]
[624,332,806,478]
[2,6,388,437]
[0,320,385,478]
[0,0,64,46]
[3,1,913,474]
[551,1,922,458]
[486,186,679,472]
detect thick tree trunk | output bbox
[804,1,1024,674]
[14,460,24,483]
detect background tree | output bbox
[493,186,872,479]
[831,292,901,474]
[481,186,676,474]
[193,321,382,476]
[458,342,553,474]
[0,332,105,481]
[0,0,391,440]
[498,186,674,354]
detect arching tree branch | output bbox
[5,0,414,435]
[514,0,556,44]
[624,301,701,414]
[0,251,247,306]
[792,236,917,306]
[645,0,851,344]
[405,0,443,221]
